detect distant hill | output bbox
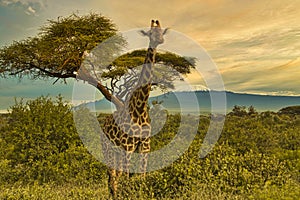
[278,106,300,115]
[80,91,300,114]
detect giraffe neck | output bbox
[138,47,155,86]
[127,47,156,120]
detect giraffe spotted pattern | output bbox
[101,20,168,199]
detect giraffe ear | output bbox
[139,30,148,36]
[163,28,170,35]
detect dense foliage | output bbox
[0,97,299,199]
[0,96,107,185]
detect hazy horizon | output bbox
[0,83,300,113]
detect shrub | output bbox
[0,96,105,184]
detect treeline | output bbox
[0,96,299,199]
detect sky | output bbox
[0,0,300,111]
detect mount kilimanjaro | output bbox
[79,91,300,114]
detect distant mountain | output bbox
[80,91,300,114]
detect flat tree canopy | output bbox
[0,13,119,81]
[0,13,195,104]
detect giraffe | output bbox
[100,19,168,198]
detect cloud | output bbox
[203,20,300,95]
[1,0,300,99]
[0,0,46,15]
[25,5,36,15]
[220,57,300,95]
[0,0,45,6]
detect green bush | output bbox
[0,98,299,199]
[0,96,106,184]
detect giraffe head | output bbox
[140,19,168,48]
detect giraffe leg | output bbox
[108,168,119,199]
[102,138,122,199]
[141,153,148,177]
[108,169,123,199]
[138,138,150,175]
[121,151,132,177]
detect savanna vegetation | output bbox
[0,97,299,199]
[0,12,299,200]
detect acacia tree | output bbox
[0,13,194,107]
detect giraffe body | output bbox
[101,20,167,198]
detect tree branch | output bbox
[77,66,124,109]
[96,83,124,109]
[9,68,30,76]
[10,62,124,109]
[30,63,76,79]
